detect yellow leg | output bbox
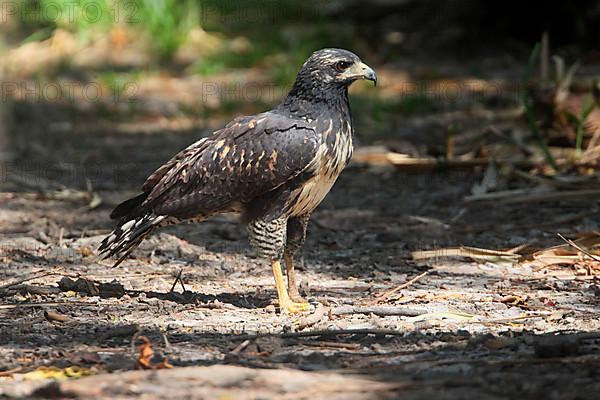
[284,253,307,303]
[271,260,310,314]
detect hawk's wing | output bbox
[142,112,320,218]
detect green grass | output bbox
[96,69,144,98]
[38,0,115,40]
[14,0,380,120]
[131,0,199,60]
[20,0,362,75]
[29,0,200,59]
[194,58,228,76]
[564,95,596,157]
[192,22,353,88]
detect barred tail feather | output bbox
[97,214,166,267]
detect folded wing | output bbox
[139,113,320,219]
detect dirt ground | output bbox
[1,94,600,400]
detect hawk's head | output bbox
[299,48,377,87]
[286,48,377,104]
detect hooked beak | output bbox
[342,61,377,86]
[360,62,377,86]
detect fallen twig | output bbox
[0,284,60,296]
[330,305,426,317]
[557,233,600,262]
[375,271,429,302]
[44,310,72,323]
[169,269,186,293]
[0,301,90,310]
[386,154,534,170]
[412,246,520,263]
[0,366,23,377]
[305,341,361,350]
[235,328,406,341]
[531,232,600,267]
[0,270,63,291]
[229,340,252,356]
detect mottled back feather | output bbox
[140,112,320,219]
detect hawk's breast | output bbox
[288,119,353,217]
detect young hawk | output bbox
[98,48,377,314]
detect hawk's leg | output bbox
[271,260,309,314]
[285,215,310,303]
[248,217,310,314]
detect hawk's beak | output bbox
[359,62,377,86]
[343,62,377,86]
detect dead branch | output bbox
[0,301,90,310]
[235,328,407,341]
[229,340,252,356]
[557,233,600,262]
[0,270,62,291]
[330,305,427,317]
[44,310,72,323]
[412,246,520,262]
[375,271,429,302]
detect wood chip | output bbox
[412,246,521,262]
[44,310,72,323]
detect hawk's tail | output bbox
[97,214,166,268]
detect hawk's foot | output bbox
[278,298,311,314]
[288,291,308,304]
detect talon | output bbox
[280,300,311,314]
[271,259,311,315]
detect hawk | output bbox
[98,48,377,314]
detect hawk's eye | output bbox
[334,61,353,72]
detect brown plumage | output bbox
[98,48,376,314]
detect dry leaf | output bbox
[136,336,172,370]
[44,310,71,323]
[22,366,94,380]
[499,295,527,306]
[155,358,173,369]
[137,336,154,370]
[79,246,93,257]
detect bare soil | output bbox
[1,101,600,399]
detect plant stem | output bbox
[521,43,558,170]
[575,95,595,157]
